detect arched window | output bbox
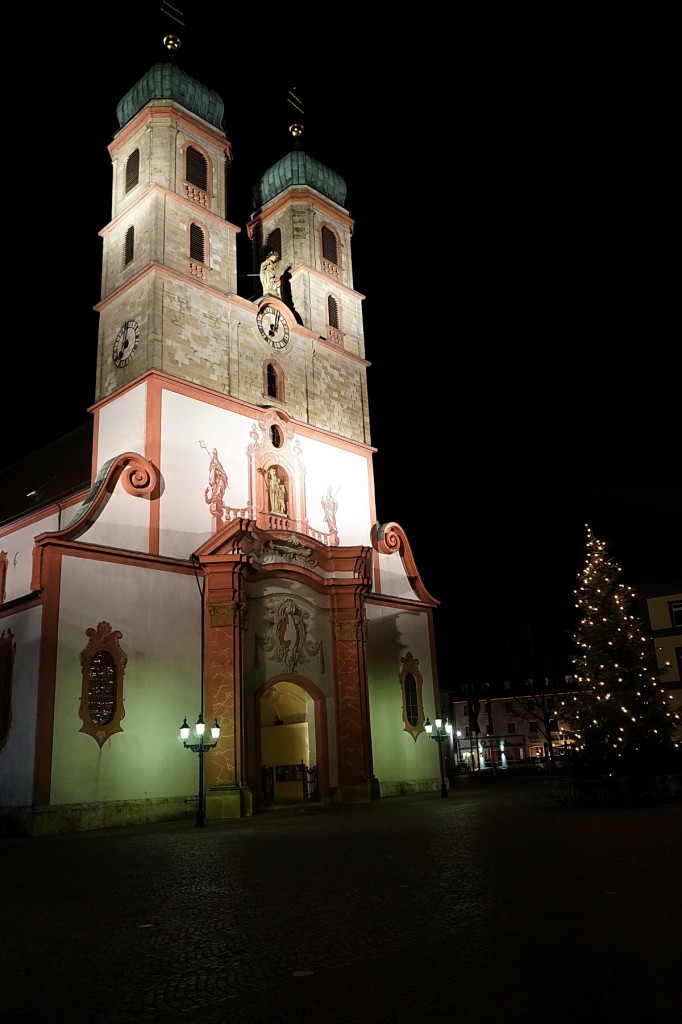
[186,146,208,191]
[326,295,343,344]
[399,652,426,741]
[124,226,135,266]
[189,223,206,263]
[88,651,116,725]
[260,360,280,399]
[321,226,340,279]
[321,226,337,264]
[125,149,140,193]
[328,295,340,329]
[404,675,419,727]
[267,363,278,398]
[79,622,127,747]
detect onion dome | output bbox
[116,62,224,131]
[253,149,347,208]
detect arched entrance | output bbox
[258,677,327,806]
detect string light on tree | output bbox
[565,525,679,773]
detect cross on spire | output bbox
[288,86,304,141]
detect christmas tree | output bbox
[564,525,679,774]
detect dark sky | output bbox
[9,7,680,680]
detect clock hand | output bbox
[268,311,281,338]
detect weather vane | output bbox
[288,86,304,140]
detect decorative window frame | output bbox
[79,621,127,747]
[400,651,426,742]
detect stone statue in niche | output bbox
[267,466,287,514]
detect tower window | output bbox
[321,226,338,265]
[125,149,140,193]
[321,226,340,280]
[124,226,135,266]
[265,361,284,400]
[186,146,208,191]
[328,295,340,329]
[189,223,206,263]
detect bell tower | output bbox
[94,33,237,404]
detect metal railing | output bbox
[530,773,682,809]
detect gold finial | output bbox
[161,2,184,52]
[288,86,304,141]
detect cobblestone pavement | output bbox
[2,779,680,1024]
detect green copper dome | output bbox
[254,150,347,208]
[116,63,224,131]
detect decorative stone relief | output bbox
[256,598,323,674]
[253,534,318,570]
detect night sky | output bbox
[9,7,680,680]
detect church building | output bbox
[0,34,445,835]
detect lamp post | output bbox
[425,714,453,798]
[179,714,221,827]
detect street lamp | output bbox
[425,714,453,798]
[179,714,221,827]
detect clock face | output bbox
[256,305,290,349]
[113,320,139,367]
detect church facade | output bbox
[0,49,444,836]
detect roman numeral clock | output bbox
[113,320,140,367]
[256,305,290,350]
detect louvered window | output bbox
[186,146,208,190]
[189,223,205,263]
[321,226,338,265]
[125,149,140,193]
[328,296,340,328]
[124,226,135,266]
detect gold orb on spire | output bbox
[289,123,304,139]
[164,33,182,52]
